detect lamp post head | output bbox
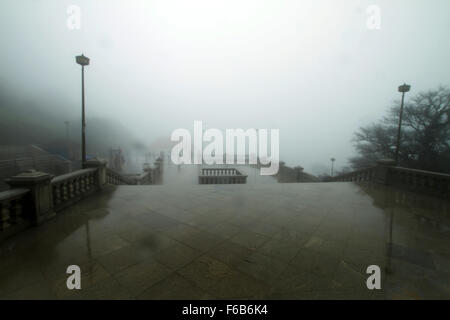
[398,83,411,93]
[76,54,90,66]
[331,158,335,162]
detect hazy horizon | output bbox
[1,0,449,175]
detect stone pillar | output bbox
[6,170,55,224]
[374,159,396,185]
[154,157,163,175]
[85,158,107,189]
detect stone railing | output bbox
[0,156,165,242]
[328,167,376,183]
[106,168,135,185]
[0,188,31,241]
[135,170,152,185]
[0,154,72,192]
[199,168,247,184]
[328,159,450,198]
[106,157,163,185]
[0,159,108,241]
[51,168,99,211]
[147,157,163,184]
[387,166,450,197]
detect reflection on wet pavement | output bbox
[0,177,449,299]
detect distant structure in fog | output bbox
[109,147,125,172]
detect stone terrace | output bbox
[0,178,449,299]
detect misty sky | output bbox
[1,0,449,174]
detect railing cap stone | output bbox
[376,159,396,166]
[85,158,107,167]
[6,170,53,187]
[0,188,30,202]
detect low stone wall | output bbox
[106,168,136,185]
[0,155,72,192]
[0,188,31,241]
[0,159,107,242]
[0,156,165,242]
[52,167,100,212]
[329,159,450,198]
[106,157,163,185]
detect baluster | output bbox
[0,201,11,230]
[417,174,422,189]
[424,175,429,190]
[53,184,61,205]
[62,182,68,201]
[429,177,435,191]
[74,178,80,196]
[80,176,86,192]
[68,180,74,199]
[9,199,23,225]
[85,175,90,190]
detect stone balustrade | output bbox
[51,168,98,211]
[0,156,166,242]
[106,168,135,185]
[199,168,247,184]
[0,159,107,242]
[387,166,450,197]
[135,170,152,185]
[107,157,163,185]
[0,188,30,240]
[329,159,450,198]
[329,167,375,183]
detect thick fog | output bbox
[1,0,449,174]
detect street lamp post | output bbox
[394,83,411,164]
[330,158,335,177]
[76,54,90,168]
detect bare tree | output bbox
[350,86,450,173]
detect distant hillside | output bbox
[0,86,146,160]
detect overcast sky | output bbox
[1,0,449,174]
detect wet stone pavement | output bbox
[0,165,449,299]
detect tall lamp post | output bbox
[394,83,411,164]
[330,158,335,177]
[76,54,90,168]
